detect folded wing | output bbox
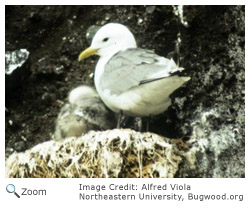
[101,48,185,95]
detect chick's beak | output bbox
[78,48,98,61]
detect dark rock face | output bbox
[174,6,245,177]
[5,5,244,177]
[5,49,30,104]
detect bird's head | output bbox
[78,23,137,61]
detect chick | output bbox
[54,85,115,140]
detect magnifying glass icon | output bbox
[6,184,20,198]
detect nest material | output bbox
[5,129,183,178]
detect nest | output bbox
[6,129,183,178]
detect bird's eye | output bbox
[103,37,109,42]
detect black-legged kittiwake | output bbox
[78,23,190,118]
[54,85,115,140]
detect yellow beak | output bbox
[78,48,98,61]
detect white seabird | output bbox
[54,85,115,140]
[78,23,190,117]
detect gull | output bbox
[78,23,190,128]
[54,85,115,140]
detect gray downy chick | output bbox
[54,85,115,140]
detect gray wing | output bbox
[100,48,183,95]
